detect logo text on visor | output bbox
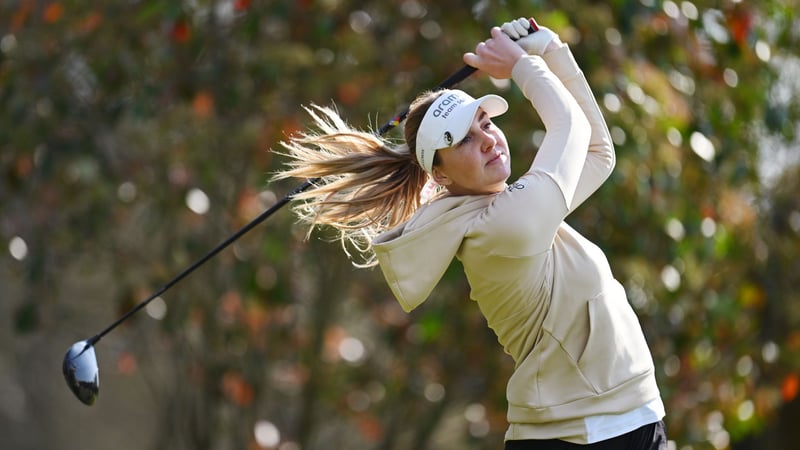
[432,93,465,119]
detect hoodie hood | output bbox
[372,195,494,312]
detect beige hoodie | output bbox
[372,46,661,443]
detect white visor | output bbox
[415,89,508,173]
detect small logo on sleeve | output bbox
[507,181,526,192]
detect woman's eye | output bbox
[457,121,493,146]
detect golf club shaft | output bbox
[65,19,542,409]
[88,179,313,345]
[88,18,540,345]
[377,64,477,135]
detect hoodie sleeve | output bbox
[372,197,492,312]
[542,45,616,212]
[511,54,591,212]
[373,221,463,312]
[474,54,590,257]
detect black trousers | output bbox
[505,421,667,450]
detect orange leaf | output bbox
[219,290,243,323]
[190,307,206,326]
[323,326,347,361]
[280,117,302,138]
[728,6,753,46]
[701,203,716,219]
[782,373,799,402]
[79,11,103,34]
[336,82,362,105]
[11,0,34,31]
[244,303,269,336]
[172,20,191,43]
[222,371,255,406]
[43,2,64,24]
[355,414,384,442]
[15,155,33,178]
[193,91,214,119]
[787,331,800,351]
[116,352,138,375]
[237,188,261,222]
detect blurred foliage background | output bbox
[1,0,799,449]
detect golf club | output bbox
[63,18,538,406]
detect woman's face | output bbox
[432,109,511,195]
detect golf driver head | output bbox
[63,340,99,405]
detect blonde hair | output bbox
[272,91,443,266]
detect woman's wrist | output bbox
[542,38,565,55]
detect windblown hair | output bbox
[272,91,444,266]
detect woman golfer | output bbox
[275,18,667,449]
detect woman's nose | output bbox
[480,131,496,152]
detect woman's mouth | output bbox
[487,152,505,165]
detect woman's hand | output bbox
[500,18,563,56]
[463,27,526,80]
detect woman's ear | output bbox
[431,166,452,186]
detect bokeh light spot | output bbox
[1,34,17,54]
[315,48,335,65]
[464,403,485,422]
[424,382,445,402]
[663,355,681,377]
[789,211,800,233]
[339,336,365,363]
[603,93,621,113]
[681,1,699,20]
[661,265,681,291]
[349,10,371,34]
[610,126,626,146]
[667,127,682,146]
[347,389,371,412]
[703,9,730,44]
[663,1,680,19]
[669,70,696,95]
[736,355,753,377]
[690,131,715,162]
[762,341,779,363]
[254,420,280,448]
[145,297,167,320]
[701,217,717,237]
[117,181,137,203]
[737,400,754,421]
[755,40,771,62]
[605,28,622,46]
[420,20,441,40]
[665,218,685,241]
[9,236,28,261]
[723,68,739,87]
[627,83,646,105]
[186,188,210,215]
[400,0,427,18]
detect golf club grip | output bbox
[376,18,539,136]
[431,18,538,93]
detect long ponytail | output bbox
[272,90,442,266]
